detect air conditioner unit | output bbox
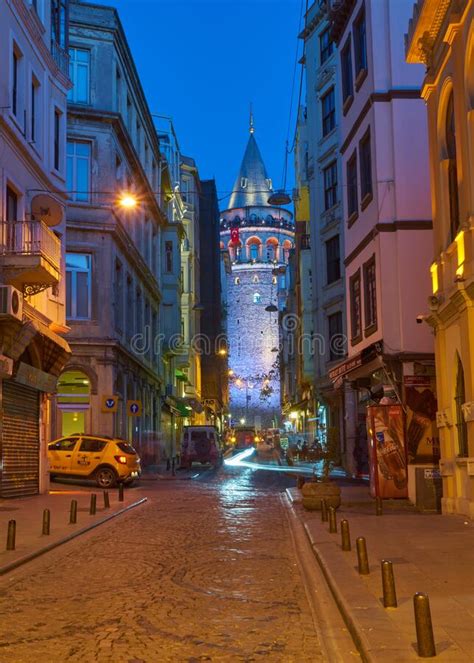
[0,286,23,321]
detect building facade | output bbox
[200,178,228,432]
[54,0,166,469]
[0,0,71,497]
[295,1,347,454]
[221,125,294,429]
[329,0,436,498]
[406,0,474,517]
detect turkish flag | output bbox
[230,227,240,243]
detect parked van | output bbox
[180,426,222,469]
[233,426,259,449]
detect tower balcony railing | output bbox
[220,215,294,232]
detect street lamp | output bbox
[118,193,138,209]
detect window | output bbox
[363,256,377,330]
[323,161,337,210]
[354,7,367,80]
[320,27,333,64]
[165,241,173,273]
[79,438,107,453]
[51,0,68,49]
[114,259,123,331]
[359,129,372,202]
[67,141,91,201]
[341,37,353,105]
[321,88,335,136]
[6,186,18,221]
[240,177,248,189]
[115,67,121,112]
[12,48,20,116]
[136,120,141,155]
[347,151,358,219]
[349,270,362,341]
[446,93,459,241]
[234,277,241,285]
[267,243,276,261]
[455,358,468,457]
[326,235,341,284]
[49,438,79,452]
[54,109,61,170]
[136,288,142,336]
[253,293,261,304]
[31,77,39,142]
[68,48,90,103]
[126,274,133,337]
[328,312,344,361]
[66,254,91,319]
[181,179,189,202]
[249,243,259,261]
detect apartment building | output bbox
[0,0,71,497]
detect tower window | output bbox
[241,177,248,188]
[253,275,259,284]
[253,293,261,304]
[234,277,241,285]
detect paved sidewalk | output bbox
[0,484,146,575]
[287,482,474,662]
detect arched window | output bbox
[446,92,460,242]
[252,275,259,284]
[282,240,293,263]
[455,356,468,457]
[250,244,259,261]
[253,292,261,304]
[234,277,241,285]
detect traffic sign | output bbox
[127,400,142,417]
[102,395,118,413]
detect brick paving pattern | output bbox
[0,469,324,662]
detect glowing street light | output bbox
[218,348,228,356]
[118,193,138,209]
[228,369,234,376]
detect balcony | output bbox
[0,220,61,294]
[51,41,70,77]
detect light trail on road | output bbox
[224,447,347,477]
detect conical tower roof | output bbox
[228,132,273,209]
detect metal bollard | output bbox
[42,509,51,536]
[118,483,124,502]
[69,499,78,524]
[341,519,351,551]
[376,496,383,516]
[381,560,397,608]
[89,493,97,515]
[328,506,337,533]
[6,520,16,551]
[356,536,370,575]
[103,490,110,509]
[414,592,436,657]
[321,499,328,522]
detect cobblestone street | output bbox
[0,467,324,662]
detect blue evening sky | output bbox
[97,0,304,207]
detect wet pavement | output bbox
[0,464,325,662]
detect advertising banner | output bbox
[367,405,408,498]
[404,376,440,464]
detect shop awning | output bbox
[329,353,384,389]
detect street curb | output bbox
[300,516,419,663]
[0,497,148,576]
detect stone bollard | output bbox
[356,536,370,575]
[341,519,351,551]
[381,560,397,608]
[89,494,97,515]
[328,506,337,533]
[376,496,383,516]
[414,593,436,657]
[6,520,16,551]
[42,509,51,536]
[321,499,328,522]
[103,491,110,509]
[118,483,124,502]
[69,499,78,524]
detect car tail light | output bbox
[114,455,128,464]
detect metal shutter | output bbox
[1,381,40,498]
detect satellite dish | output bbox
[31,194,64,226]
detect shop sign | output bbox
[367,405,408,499]
[328,354,362,381]
[102,396,118,413]
[127,400,142,417]
[14,362,58,392]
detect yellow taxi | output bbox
[48,435,141,488]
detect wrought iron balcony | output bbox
[0,220,61,294]
[51,41,70,76]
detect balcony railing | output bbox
[51,41,70,77]
[300,234,311,250]
[0,220,61,271]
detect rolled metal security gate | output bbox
[1,381,40,497]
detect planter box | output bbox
[301,481,341,510]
